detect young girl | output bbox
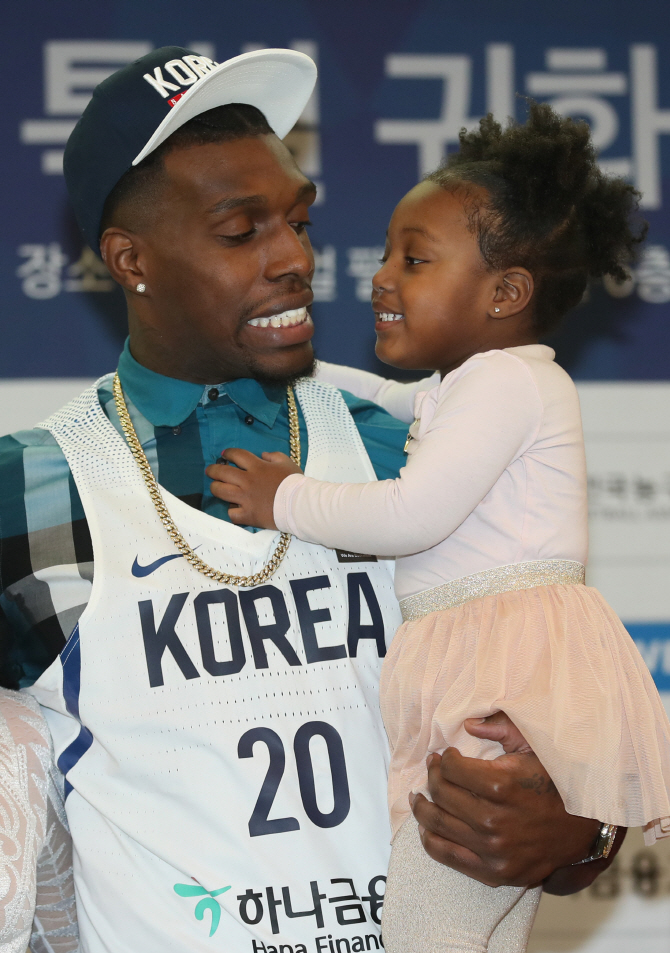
[207,103,670,952]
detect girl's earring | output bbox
[494,307,501,313]
[136,283,146,293]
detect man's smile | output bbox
[247,305,311,329]
[242,297,315,346]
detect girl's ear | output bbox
[491,268,534,318]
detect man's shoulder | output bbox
[0,425,64,476]
[0,426,74,539]
[0,376,105,542]
[0,376,114,477]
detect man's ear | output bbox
[490,267,534,318]
[100,228,148,297]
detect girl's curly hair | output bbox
[428,101,647,334]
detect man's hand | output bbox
[412,712,601,889]
[206,449,302,529]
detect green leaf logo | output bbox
[174,882,231,937]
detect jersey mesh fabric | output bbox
[37,374,139,491]
[294,381,377,483]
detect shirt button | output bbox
[208,387,219,401]
[244,415,254,426]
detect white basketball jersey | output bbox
[29,376,402,953]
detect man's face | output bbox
[122,134,316,384]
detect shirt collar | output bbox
[117,339,286,428]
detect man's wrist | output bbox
[572,822,618,865]
[544,827,626,895]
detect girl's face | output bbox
[372,181,513,375]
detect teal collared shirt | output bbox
[117,338,409,528]
[118,339,295,429]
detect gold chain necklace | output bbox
[112,372,300,588]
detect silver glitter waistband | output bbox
[399,559,586,622]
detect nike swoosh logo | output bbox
[132,553,185,577]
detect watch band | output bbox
[573,822,618,865]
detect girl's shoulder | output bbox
[414,348,546,430]
[418,347,580,436]
[503,345,580,408]
[440,346,577,403]
[435,346,551,395]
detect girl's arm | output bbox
[276,354,540,555]
[315,361,439,423]
[212,352,542,555]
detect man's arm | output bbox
[0,428,90,687]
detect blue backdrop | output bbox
[4,0,670,380]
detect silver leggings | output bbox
[382,815,541,952]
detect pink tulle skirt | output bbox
[380,582,670,846]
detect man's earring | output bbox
[494,306,501,313]
[136,283,146,293]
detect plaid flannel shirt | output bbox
[0,343,408,688]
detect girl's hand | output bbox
[206,450,303,529]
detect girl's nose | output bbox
[372,259,393,294]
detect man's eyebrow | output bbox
[207,195,267,215]
[401,225,441,242]
[207,181,317,216]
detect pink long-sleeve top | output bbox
[276,345,589,602]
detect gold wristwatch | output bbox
[573,822,618,865]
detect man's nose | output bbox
[266,224,314,281]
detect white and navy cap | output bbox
[64,45,317,251]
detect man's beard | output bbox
[246,353,317,389]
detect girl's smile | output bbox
[375,311,405,329]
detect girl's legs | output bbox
[487,887,541,953]
[382,815,541,953]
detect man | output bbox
[0,46,620,951]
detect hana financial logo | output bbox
[174,881,231,937]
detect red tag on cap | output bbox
[167,91,187,108]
